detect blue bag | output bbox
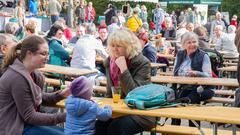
[124,84,177,110]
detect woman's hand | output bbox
[115,56,128,73]
[60,85,71,98]
[187,70,198,77]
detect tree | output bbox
[85,0,156,24]
[221,0,240,23]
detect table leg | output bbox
[213,123,218,135]
[232,124,237,135]
[190,120,205,135]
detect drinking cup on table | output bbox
[111,86,121,103]
[61,85,67,90]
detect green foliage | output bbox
[87,0,240,24]
[86,0,156,22]
[221,0,240,22]
[166,4,185,13]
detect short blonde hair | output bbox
[141,5,147,11]
[107,28,142,59]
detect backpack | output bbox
[124,84,177,110]
[203,49,224,76]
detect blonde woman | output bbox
[94,29,155,135]
[127,8,142,32]
[139,5,147,23]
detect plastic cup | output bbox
[60,85,67,90]
[111,86,121,103]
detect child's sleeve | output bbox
[96,105,112,121]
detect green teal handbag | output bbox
[124,84,177,110]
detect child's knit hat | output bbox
[70,76,93,100]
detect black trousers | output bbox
[172,85,214,127]
[94,116,144,135]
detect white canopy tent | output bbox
[110,0,159,3]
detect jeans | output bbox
[23,124,64,135]
[155,24,162,34]
[94,116,144,135]
[51,15,59,24]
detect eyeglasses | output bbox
[34,51,49,56]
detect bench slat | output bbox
[207,97,234,104]
[93,86,107,93]
[45,78,71,86]
[151,125,239,135]
[214,90,235,96]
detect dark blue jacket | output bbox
[142,43,157,63]
[174,48,205,76]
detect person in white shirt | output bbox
[70,23,108,71]
[116,10,126,27]
[108,16,120,34]
[214,25,238,57]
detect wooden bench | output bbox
[214,90,235,96]
[159,71,173,76]
[207,97,234,104]
[93,86,107,94]
[206,90,235,104]
[223,62,237,66]
[45,78,106,93]
[150,63,167,68]
[45,78,71,86]
[150,124,239,135]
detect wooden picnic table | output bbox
[99,75,238,87]
[39,64,98,77]
[223,62,237,66]
[157,53,175,60]
[210,43,216,48]
[151,76,239,87]
[223,55,239,59]
[96,56,166,68]
[96,56,105,63]
[56,98,240,134]
[150,63,167,68]
[165,40,180,43]
[56,98,240,124]
[218,66,237,72]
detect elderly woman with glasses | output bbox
[172,32,214,127]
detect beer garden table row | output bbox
[218,66,237,78]
[96,56,167,68]
[151,75,239,87]
[38,64,98,84]
[39,64,98,77]
[56,98,240,135]
[99,76,239,87]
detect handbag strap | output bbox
[133,15,142,27]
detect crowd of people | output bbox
[0,0,240,135]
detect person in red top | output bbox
[85,1,96,23]
[230,15,238,28]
